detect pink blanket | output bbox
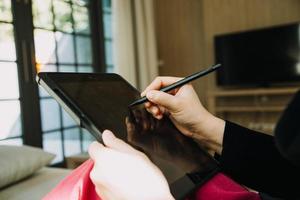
[43,159,260,200]
[43,159,101,200]
[188,173,260,200]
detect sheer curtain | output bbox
[112,0,158,90]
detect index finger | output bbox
[141,76,183,97]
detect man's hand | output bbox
[88,130,175,200]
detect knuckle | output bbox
[137,151,148,160]
[154,76,163,84]
[153,76,161,82]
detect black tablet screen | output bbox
[42,73,219,185]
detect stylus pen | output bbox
[129,63,221,107]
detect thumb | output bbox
[102,130,139,155]
[146,90,178,111]
[88,141,104,161]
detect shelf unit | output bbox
[207,87,300,135]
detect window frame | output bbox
[4,0,107,167]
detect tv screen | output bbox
[215,23,300,87]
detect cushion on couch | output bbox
[0,145,55,189]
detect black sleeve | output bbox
[275,90,300,165]
[217,121,300,199]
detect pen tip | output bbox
[128,101,138,107]
[128,103,134,107]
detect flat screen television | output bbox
[214,23,300,87]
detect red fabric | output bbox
[43,159,101,200]
[188,173,261,200]
[43,159,260,200]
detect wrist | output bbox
[193,113,225,154]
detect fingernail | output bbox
[103,130,115,140]
[151,106,159,114]
[145,102,151,108]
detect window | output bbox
[102,0,114,72]
[32,0,94,164]
[0,0,111,166]
[0,0,23,146]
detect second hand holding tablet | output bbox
[129,63,221,107]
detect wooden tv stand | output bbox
[207,87,299,135]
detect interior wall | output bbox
[202,0,300,91]
[154,0,300,106]
[153,0,206,103]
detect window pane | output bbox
[62,109,77,127]
[105,40,113,66]
[0,0,12,22]
[0,23,16,61]
[82,128,94,152]
[106,65,114,73]
[78,65,93,72]
[40,98,61,131]
[64,128,81,156]
[73,5,90,34]
[0,101,22,140]
[37,64,57,73]
[102,0,111,12]
[56,32,75,63]
[43,132,63,163]
[76,36,92,64]
[59,65,76,72]
[72,0,89,6]
[53,0,73,33]
[0,62,19,99]
[0,138,22,146]
[34,29,56,65]
[32,0,53,30]
[103,13,112,38]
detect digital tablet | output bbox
[36,72,219,200]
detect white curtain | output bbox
[112,0,158,90]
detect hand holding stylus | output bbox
[141,76,225,155]
[129,64,221,107]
